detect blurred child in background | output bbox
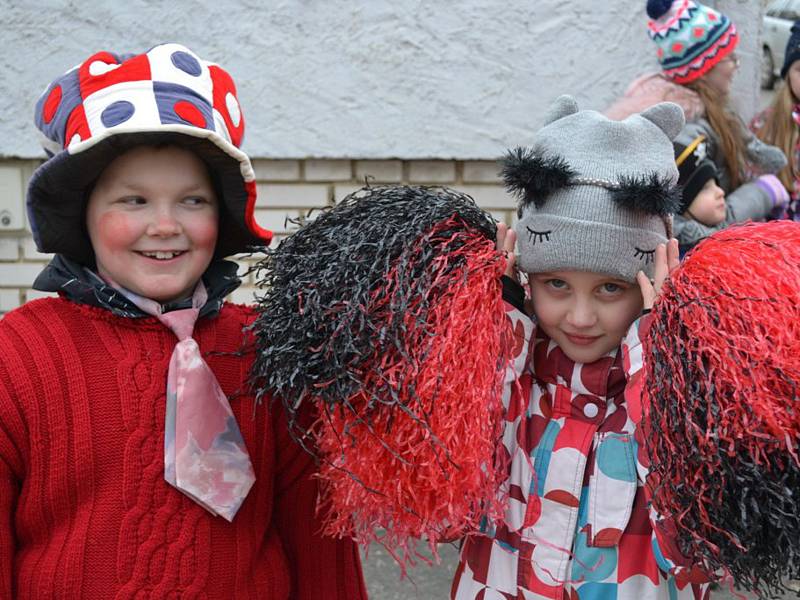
[606,0,788,214]
[752,21,800,221]
[673,133,788,256]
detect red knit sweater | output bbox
[0,297,366,599]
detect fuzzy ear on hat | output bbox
[638,102,685,140]
[542,95,579,126]
[612,173,683,216]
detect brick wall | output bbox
[0,158,515,315]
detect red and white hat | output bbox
[27,43,272,263]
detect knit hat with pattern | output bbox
[503,95,684,282]
[27,43,272,264]
[647,0,739,85]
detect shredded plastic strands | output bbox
[643,221,800,598]
[250,185,511,567]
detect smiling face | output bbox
[529,270,644,364]
[86,145,219,303]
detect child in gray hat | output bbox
[452,96,709,599]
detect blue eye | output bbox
[547,279,566,289]
[602,282,621,293]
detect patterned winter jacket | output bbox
[451,302,710,600]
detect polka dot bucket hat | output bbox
[27,43,272,264]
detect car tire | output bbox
[762,46,776,90]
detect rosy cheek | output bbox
[189,216,219,249]
[91,212,139,252]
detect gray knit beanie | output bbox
[504,95,684,282]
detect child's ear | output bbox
[639,102,685,141]
[542,95,579,126]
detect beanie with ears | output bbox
[503,95,684,282]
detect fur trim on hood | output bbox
[605,72,705,122]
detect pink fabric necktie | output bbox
[111,280,255,521]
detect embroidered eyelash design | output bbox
[634,247,656,263]
[526,227,552,245]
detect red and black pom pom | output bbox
[250,185,512,567]
[643,221,800,597]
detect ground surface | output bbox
[362,542,799,599]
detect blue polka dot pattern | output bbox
[101,100,135,127]
[571,487,618,583]
[532,420,561,497]
[153,82,214,131]
[576,581,620,599]
[171,51,202,76]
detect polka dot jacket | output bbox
[451,302,711,600]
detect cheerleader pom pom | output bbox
[249,185,513,569]
[643,221,800,597]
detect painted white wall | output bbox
[0,0,763,159]
[717,0,765,120]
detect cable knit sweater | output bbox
[0,297,366,599]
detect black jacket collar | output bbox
[33,255,242,319]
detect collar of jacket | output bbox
[32,254,242,319]
[532,332,627,401]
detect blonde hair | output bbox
[685,78,746,189]
[754,79,798,193]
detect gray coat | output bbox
[676,118,786,253]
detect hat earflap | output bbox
[612,173,683,216]
[501,146,575,210]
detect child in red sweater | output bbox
[0,43,365,599]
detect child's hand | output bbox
[636,238,679,310]
[496,222,517,279]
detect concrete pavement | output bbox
[362,542,798,598]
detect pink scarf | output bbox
[107,279,255,521]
